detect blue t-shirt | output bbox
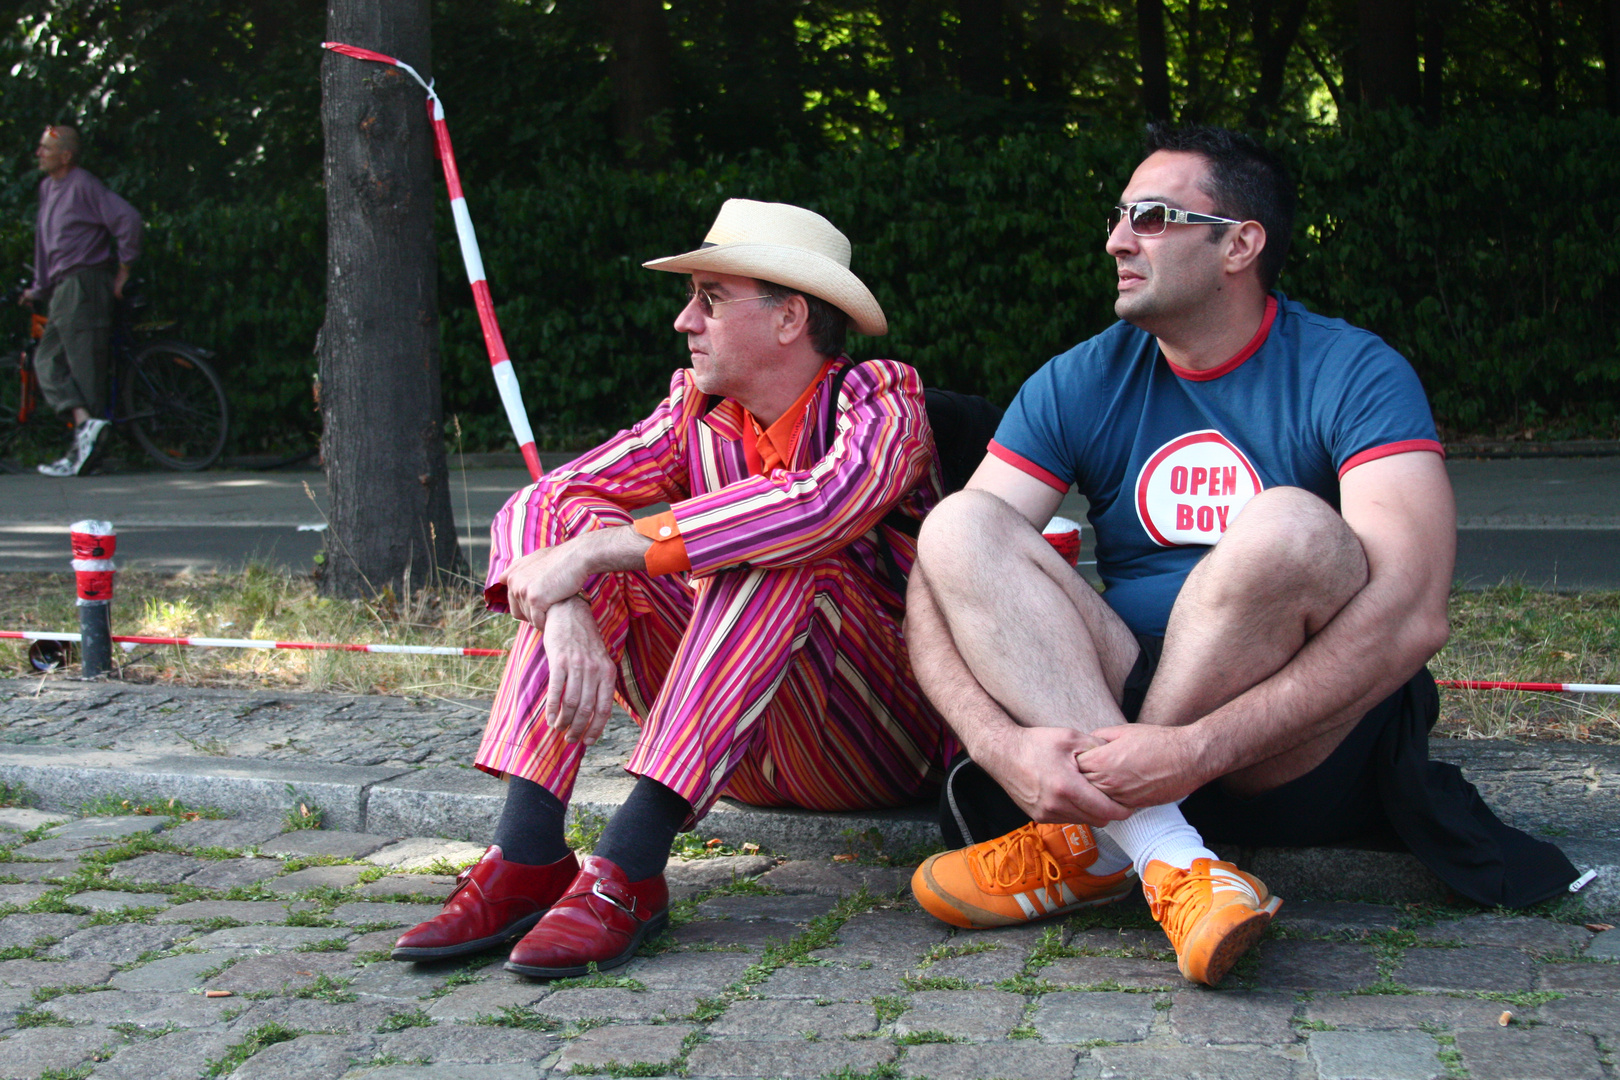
[992,294,1442,636]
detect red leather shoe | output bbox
[391,845,578,961]
[503,855,670,978]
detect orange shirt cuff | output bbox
[632,511,691,576]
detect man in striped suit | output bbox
[394,199,955,976]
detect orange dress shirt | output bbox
[632,361,835,575]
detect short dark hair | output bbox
[758,280,850,357]
[1142,124,1296,291]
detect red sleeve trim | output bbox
[1166,296,1278,382]
[988,441,1070,493]
[1337,439,1446,479]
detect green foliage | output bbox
[0,782,35,809]
[26,114,1607,453]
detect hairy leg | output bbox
[910,489,1139,735]
[1139,486,1370,796]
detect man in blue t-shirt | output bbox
[903,126,1573,987]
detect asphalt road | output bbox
[1,455,1617,589]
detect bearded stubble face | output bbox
[1107,151,1231,332]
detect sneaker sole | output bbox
[1180,898,1282,987]
[503,909,670,979]
[914,857,1136,929]
[390,911,546,962]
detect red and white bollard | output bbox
[70,520,116,677]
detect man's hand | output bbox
[113,265,129,300]
[542,596,617,745]
[500,543,593,629]
[499,525,652,629]
[981,726,1134,827]
[1075,724,1208,809]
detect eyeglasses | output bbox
[686,286,773,318]
[1108,202,1244,237]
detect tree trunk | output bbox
[597,0,674,164]
[1138,0,1172,120]
[1421,0,1447,121]
[1608,0,1620,115]
[319,0,463,599]
[956,0,1010,98]
[1357,0,1420,107]
[1249,0,1311,125]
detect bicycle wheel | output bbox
[121,341,229,470]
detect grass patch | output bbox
[1434,585,1620,742]
[0,564,506,696]
[202,1022,304,1078]
[77,794,227,822]
[294,937,350,953]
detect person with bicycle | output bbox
[19,125,142,477]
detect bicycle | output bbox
[2,277,229,471]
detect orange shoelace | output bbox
[972,826,1063,891]
[1146,863,1213,941]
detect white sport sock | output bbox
[1101,803,1218,879]
[1087,828,1133,876]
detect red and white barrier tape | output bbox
[4,629,1616,689]
[1435,680,1620,694]
[1,630,505,658]
[322,41,542,481]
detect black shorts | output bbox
[939,634,1434,850]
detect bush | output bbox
[9,113,1618,451]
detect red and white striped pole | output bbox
[322,41,542,481]
[1435,680,1620,694]
[70,520,116,676]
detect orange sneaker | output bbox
[1141,857,1281,986]
[912,822,1135,929]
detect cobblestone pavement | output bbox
[0,810,1603,1079]
[0,682,642,783]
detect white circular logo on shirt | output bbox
[1134,430,1264,547]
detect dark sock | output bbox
[592,777,691,882]
[491,776,571,867]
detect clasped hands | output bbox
[498,531,628,748]
[999,722,1208,827]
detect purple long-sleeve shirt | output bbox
[32,167,143,297]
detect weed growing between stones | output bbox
[37,1066,93,1080]
[280,786,324,831]
[475,1005,562,1031]
[32,985,114,1003]
[292,972,357,1003]
[295,937,349,952]
[871,995,909,1025]
[566,808,608,853]
[900,975,973,992]
[549,966,647,991]
[77,794,227,822]
[818,1064,902,1080]
[376,1007,434,1032]
[892,1029,964,1045]
[916,940,1002,967]
[202,1021,305,1077]
[0,781,36,808]
[15,1004,72,1027]
[569,1060,674,1078]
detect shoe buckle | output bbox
[591,877,637,915]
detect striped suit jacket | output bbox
[486,357,942,606]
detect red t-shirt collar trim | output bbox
[1164,296,1278,382]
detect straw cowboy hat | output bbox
[642,199,887,337]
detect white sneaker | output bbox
[37,418,108,477]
